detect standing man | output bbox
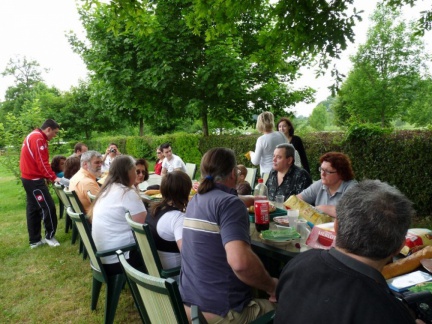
[266,143,312,201]
[69,150,103,218]
[20,119,61,248]
[101,142,121,173]
[160,142,187,175]
[69,142,88,158]
[275,180,417,323]
[180,148,277,322]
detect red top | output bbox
[154,160,163,175]
[20,128,57,181]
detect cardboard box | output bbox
[306,222,336,249]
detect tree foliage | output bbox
[308,103,328,131]
[334,5,430,127]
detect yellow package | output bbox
[284,195,333,225]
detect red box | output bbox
[306,222,336,250]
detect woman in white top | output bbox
[146,170,192,270]
[91,155,147,275]
[249,111,288,176]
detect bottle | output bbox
[254,178,269,232]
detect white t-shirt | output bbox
[156,209,184,269]
[101,155,115,173]
[162,154,187,173]
[92,183,146,264]
[251,131,288,175]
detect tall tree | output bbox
[309,103,328,131]
[71,0,315,136]
[334,5,430,127]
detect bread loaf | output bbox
[143,189,160,196]
[382,246,432,280]
[284,195,333,225]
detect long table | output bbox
[250,222,309,277]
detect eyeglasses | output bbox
[136,170,145,175]
[318,167,337,175]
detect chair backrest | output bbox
[126,212,164,278]
[117,251,189,324]
[64,188,86,214]
[185,163,197,180]
[66,207,104,278]
[262,172,270,184]
[53,182,70,208]
[87,190,96,202]
[245,167,258,189]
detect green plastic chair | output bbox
[66,207,135,324]
[53,182,70,228]
[125,212,180,279]
[117,250,206,324]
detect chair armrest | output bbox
[249,310,275,324]
[191,305,208,324]
[160,266,181,278]
[96,243,137,257]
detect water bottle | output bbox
[254,178,269,232]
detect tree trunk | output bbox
[201,109,209,136]
[139,117,144,136]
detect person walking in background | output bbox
[50,155,66,178]
[297,152,357,217]
[20,119,61,248]
[277,117,310,174]
[275,180,417,323]
[101,142,121,173]
[154,146,163,175]
[160,143,187,175]
[248,111,288,177]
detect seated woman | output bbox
[51,155,66,178]
[134,158,150,190]
[90,155,147,275]
[154,146,163,175]
[60,156,81,187]
[146,170,192,270]
[297,152,357,217]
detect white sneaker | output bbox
[30,240,45,249]
[44,237,60,247]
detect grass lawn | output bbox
[0,161,140,323]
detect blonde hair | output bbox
[256,111,275,133]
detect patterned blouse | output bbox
[266,165,312,201]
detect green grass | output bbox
[0,161,140,323]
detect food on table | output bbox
[248,203,276,213]
[273,216,290,226]
[143,189,160,196]
[382,246,432,280]
[400,228,432,256]
[284,195,333,225]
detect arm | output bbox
[315,205,336,217]
[131,211,147,224]
[225,240,278,299]
[238,195,254,208]
[161,167,168,175]
[250,137,263,166]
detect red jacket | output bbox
[20,128,57,181]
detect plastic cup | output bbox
[287,209,299,230]
[275,195,285,209]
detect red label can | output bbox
[254,200,270,232]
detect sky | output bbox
[0,0,430,116]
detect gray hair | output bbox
[336,179,414,260]
[276,143,295,160]
[80,150,102,167]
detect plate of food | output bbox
[273,216,290,227]
[259,228,301,242]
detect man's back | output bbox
[275,249,415,324]
[180,185,251,317]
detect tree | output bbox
[334,5,430,127]
[71,0,316,136]
[309,103,328,131]
[384,0,432,35]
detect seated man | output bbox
[266,143,312,201]
[160,142,187,175]
[180,148,277,323]
[236,164,252,195]
[69,150,102,218]
[275,180,418,324]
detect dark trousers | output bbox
[21,178,58,244]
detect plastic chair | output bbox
[63,188,84,245]
[125,212,180,279]
[87,190,96,202]
[66,207,135,324]
[117,250,206,324]
[245,167,258,188]
[53,182,71,231]
[185,163,197,180]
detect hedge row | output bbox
[84,130,432,217]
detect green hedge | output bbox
[86,130,432,217]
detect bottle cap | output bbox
[258,178,263,183]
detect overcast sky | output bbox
[0,0,430,116]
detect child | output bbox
[236,164,252,195]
